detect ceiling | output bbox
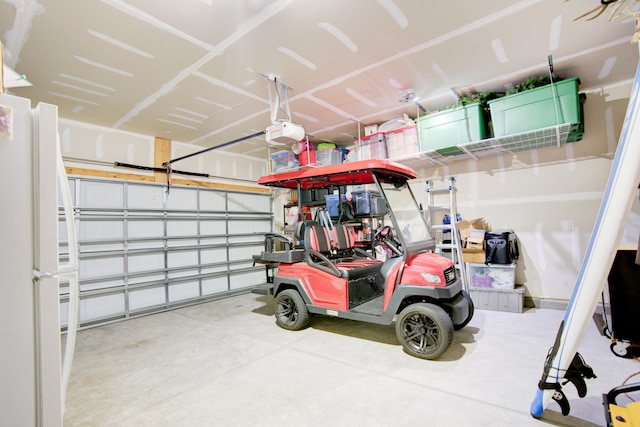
[1,0,639,162]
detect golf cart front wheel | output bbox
[274,289,310,331]
[454,291,474,331]
[395,303,453,360]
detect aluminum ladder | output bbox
[426,177,469,292]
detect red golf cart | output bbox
[253,159,473,359]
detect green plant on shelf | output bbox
[446,91,500,110]
[505,74,564,95]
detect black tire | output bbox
[453,291,474,331]
[274,289,310,331]
[395,303,453,360]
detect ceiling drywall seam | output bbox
[293,112,319,123]
[196,97,231,110]
[107,0,294,129]
[318,22,357,52]
[59,74,115,92]
[301,94,354,122]
[2,0,44,67]
[549,15,563,51]
[191,71,268,104]
[174,108,207,120]
[346,88,378,108]
[101,0,216,52]
[277,47,317,70]
[376,0,408,29]
[188,108,269,146]
[51,81,109,98]
[599,57,617,79]
[157,119,197,130]
[48,92,99,106]
[112,52,218,128]
[491,39,509,64]
[73,55,133,77]
[87,29,154,59]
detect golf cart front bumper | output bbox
[443,290,471,326]
[392,279,470,325]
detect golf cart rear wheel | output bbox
[395,303,453,360]
[275,289,310,331]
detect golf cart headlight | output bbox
[420,272,442,284]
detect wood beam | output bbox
[64,166,271,194]
[154,137,171,183]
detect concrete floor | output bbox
[63,292,639,427]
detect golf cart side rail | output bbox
[258,159,417,189]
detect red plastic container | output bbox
[298,149,316,166]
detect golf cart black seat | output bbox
[304,221,382,279]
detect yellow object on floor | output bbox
[605,383,640,427]
[608,402,640,426]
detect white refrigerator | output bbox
[0,93,76,426]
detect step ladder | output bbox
[426,177,469,292]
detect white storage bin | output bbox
[469,285,524,313]
[271,150,298,172]
[467,262,516,290]
[355,133,387,160]
[316,148,342,165]
[385,126,419,159]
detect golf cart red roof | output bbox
[258,159,417,190]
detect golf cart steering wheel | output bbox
[374,225,403,256]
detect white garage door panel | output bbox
[63,179,272,328]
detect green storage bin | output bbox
[416,103,487,156]
[566,93,587,142]
[489,77,583,138]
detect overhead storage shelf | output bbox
[391,123,574,169]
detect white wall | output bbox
[411,80,640,303]
[59,120,154,175]
[170,140,267,183]
[58,119,269,185]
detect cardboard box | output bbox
[457,220,472,240]
[364,125,378,136]
[465,240,484,250]
[457,218,488,240]
[467,229,486,246]
[462,248,485,263]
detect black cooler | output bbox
[485,230,519,264]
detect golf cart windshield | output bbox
[378,180,435,253]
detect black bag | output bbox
[339,201,354,221]
[485,230,519,264]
